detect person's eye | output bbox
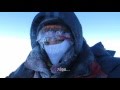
[56,31,63,36]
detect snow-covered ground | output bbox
[0,37,31,78]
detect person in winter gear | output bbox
[7,12,120,78]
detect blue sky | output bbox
[0,12,120,78]
[0,12,38,38]
[75,12,120,57]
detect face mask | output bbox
[44,40,73,65]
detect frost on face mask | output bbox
[37,25,72,45]
[36,25,74,65]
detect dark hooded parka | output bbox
[7,12,120,78]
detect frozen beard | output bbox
[37,25,73,65]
